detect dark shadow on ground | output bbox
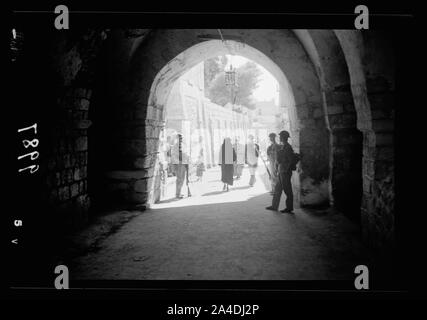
[67,192,387,282]
[202,185,253,196]
[229,185,253,191]
[208,179,223,183]
[202,190,228,196]
[155,197,188,204]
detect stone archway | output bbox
[101,29,331,211]
[294,29,364,220]
[146,39,299,205]
[334,30,395,251]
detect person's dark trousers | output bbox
[271,171,293,210]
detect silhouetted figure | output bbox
[219,138,236,191]
[196,137,205,182]
[196,150,205,182]
[171,133,190,198]
[266,130,295,213]
[158,134,169,199]
[166,135,173,177]
[266,132,280,195]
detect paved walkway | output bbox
[71,165,369,280]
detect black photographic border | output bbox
[4,1,422,301]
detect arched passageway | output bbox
[294,29,363,221]
[334,30,395,250]
[146,39,301,205]
[14,28,396,278]
[87,29,394,252]
[97,29,332,212]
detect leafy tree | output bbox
[205,59,262,110]
[204,55,227,89]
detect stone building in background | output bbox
[164,62,252,170]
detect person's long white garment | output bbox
[246,142,258,166]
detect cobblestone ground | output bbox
[70,164,369,280]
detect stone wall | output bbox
[326,88,363,220]
[45,87,92,227]
[361,32,395,253]
[335,30,395,253]
[102,109,163,208]
[364,83,395,251]
[297,101,330,207]
[17,28,108,229]
[294,30,363,217]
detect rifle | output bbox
[260,154,272,179]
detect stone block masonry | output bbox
[31,28,109,228]
[45,86,93,228]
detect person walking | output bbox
[196,137,205,182]
[245,134,259,187]
[219,137,236,191]
[196,149,205,182]
[266,133,280,195]
[266,130,295,213]
[158,134,169,199]
[233,136,245,180]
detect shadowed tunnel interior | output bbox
[11,27,398,284]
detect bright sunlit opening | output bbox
[225,55,279,105]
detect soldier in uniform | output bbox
[266,133,280,195]
[266,130,294,213]
[170,133,190,199]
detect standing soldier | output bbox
[266,130,295,213]
[266,133,280,195]
[166,135,173,177]
[158,133,169,199]
[171,133,190,199]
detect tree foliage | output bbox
[204,56,262,110]
[204,56,227,89]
